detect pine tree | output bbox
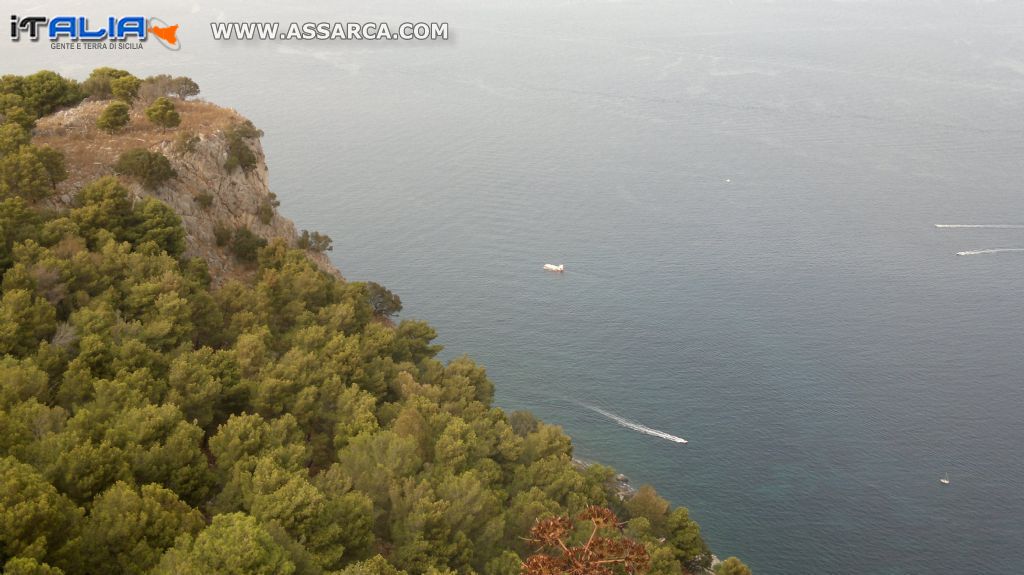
[96,101,130,133]
[146,97,181,130]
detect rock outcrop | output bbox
[33,99,338,283]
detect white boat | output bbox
[543,264,565,272]
[939,473,950,485]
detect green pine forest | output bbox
[0,70,751,575]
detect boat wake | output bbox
[935,224,1024,229]
[581,403,687,444]
[956,248,1024,256]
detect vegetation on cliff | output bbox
[0,70,750,575]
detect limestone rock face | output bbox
[34,99,339,283]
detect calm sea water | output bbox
[11,1,1024,572]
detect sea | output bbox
[8,1,1024,572]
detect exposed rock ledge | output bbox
[33,99,339,284]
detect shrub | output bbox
[96,101,130,133]
[195,192,214,210]
[0,116,65,200]
[230,120,262,139]
[297,230,333,253]
[0,123,30,157]
[715,557,753,575]
[225,138,255,173]
[113,148,176,190]
[229,226,267,263]
[223,121,263,173]
[110,75,142,103]
[256,194,278,225]
[0,125,63,200]
[1,70,84,117]
[139,75,201,103]
[0,105,36,131]
[0,197,41,269]
[0,93,29,121]
[27,146,67,188]
[169,77,200,99]
[0,148,51,201]
[70,176,185,256]
[135,198,187,256]
[174,131,199,154]
[146,97,181,130]
[256,201,274,225]
[365,281,402,317]
[213,223,232,246]
[82,67,133,99]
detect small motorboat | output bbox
[543,264,565,272]
[939,473,950,485]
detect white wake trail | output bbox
[935,224,1024,229]
[581,403,687,444]
[956,248,1024,256]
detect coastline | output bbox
[572,456,637,500]
[572,457,723,573]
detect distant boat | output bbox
[543,264,565,272]
[939,473,950,485]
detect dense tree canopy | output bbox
[0,95,37,131]
[0,71,83,117]
[0,124,66,203]
[0,69,734,575]
[82,68,134,100]
[140,75,201,103]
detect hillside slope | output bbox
[32,99,336,283]
[0,70,748,575]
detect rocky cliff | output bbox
[32,99,338,283]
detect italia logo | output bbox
[10,15,180,50]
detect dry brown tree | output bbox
[522,506,651,575]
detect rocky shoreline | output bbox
[571,457,637,500]
[572,457,722,573]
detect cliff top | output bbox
[33,99,243,193]
[31,97,339,284]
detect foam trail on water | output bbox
[956,248,1024,256]
[581,403,687,444]
[935,224,1024,229]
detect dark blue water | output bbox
[12,1,1024,572]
